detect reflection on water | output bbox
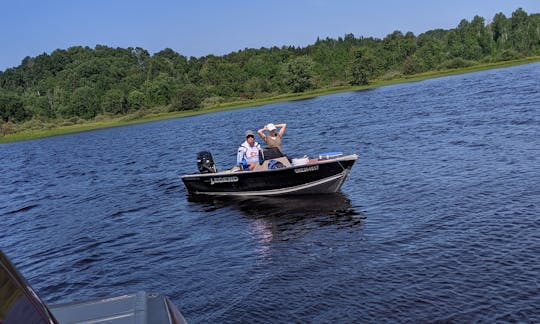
[188,193,366,259]
[188,193,366,237]
[187,192,362,217]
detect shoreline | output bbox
[1,56,539,144]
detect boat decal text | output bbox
[294,165,319,173]
[210,176,239,185]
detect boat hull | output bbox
[181,154,357,196]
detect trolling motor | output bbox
[197,151,217,173]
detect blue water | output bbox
[1,63,539,322]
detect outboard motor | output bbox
[197,151,217,173]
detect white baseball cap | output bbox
[267,123,276,131]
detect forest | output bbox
[1,8,539,135]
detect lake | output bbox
[1,62,539,322]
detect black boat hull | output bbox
[181,154,358,196]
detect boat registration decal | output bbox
[210,176,239,185]
[294,165,319,173]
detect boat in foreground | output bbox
[0,250,186,324]
[181,149,358,196]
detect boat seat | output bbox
[253,156,291,171]
[258,147,284,163]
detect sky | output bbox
[1,0,540,71]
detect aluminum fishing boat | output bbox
[181,148,358,196]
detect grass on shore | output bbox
[1,56,539,144]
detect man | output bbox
[237,130,261,170]
[257,122,286,153]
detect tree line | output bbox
[1,8,539,132]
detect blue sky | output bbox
[1,0,540,71]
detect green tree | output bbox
[0,91,30,122]
[349,47,375,85]
[245,55,279,83]
[453,18,487,60]
[470,15,493,57]
[66,86,100,119]
[170,84,201,111]
[309,36,350,83]
[143,73,172,106]
[102,89,125,114]
[22,92,54,119]
[415,32,445,71]
[403,55,420,75]
[492,13,509,48]
[510,8,530,52]
[283,56,315,92]
[127,89,145,111]
[382,31,417,70]
[447,23,465,58]
[149,48,188,82]
[244,77,272,98]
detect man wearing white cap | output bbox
[258,123,287,153]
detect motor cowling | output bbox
[197,151,217,173]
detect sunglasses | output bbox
[246,135,254,139]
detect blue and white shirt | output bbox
[237,141,261,165]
